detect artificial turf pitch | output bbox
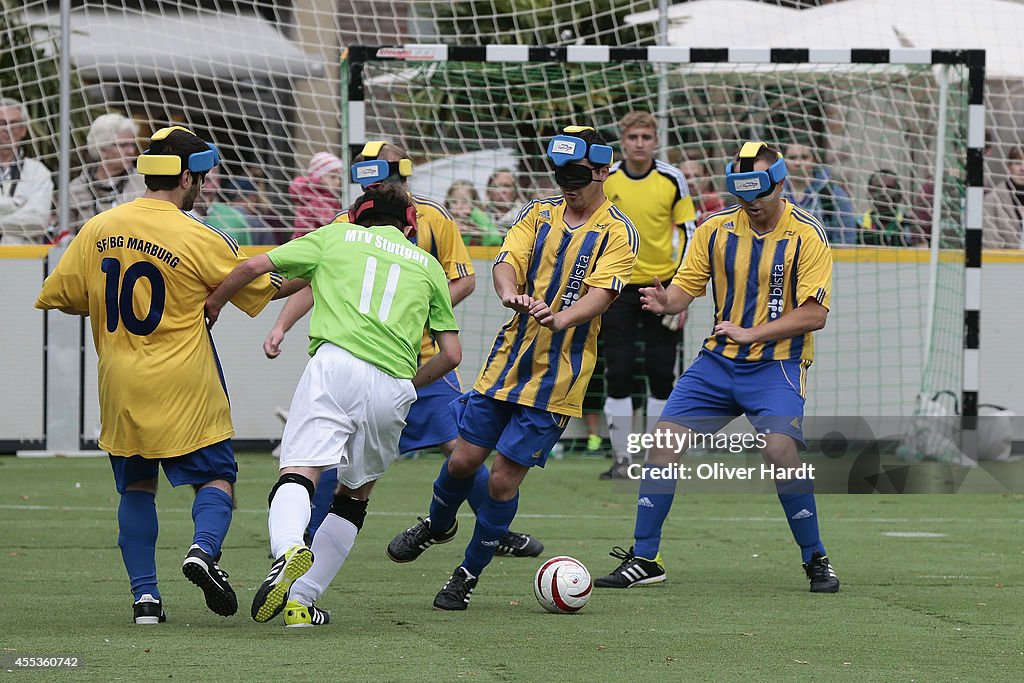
[2,453,1021,680]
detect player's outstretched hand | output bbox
[502,293,535,314]
[713,321,757,345]
[264,327,286,359]
[204,298,223,327]
[640,276,669,314]
[530,299,561,330]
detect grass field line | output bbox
[2,502,1023,525]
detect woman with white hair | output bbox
[66,113,146,237]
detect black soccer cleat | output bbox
[594,545,667,588]
[132,593,166,625]
[433,565,478,611]
[599,460,632,480]
[181,544,238,617]
[803,552,840,593]
[494,531,544,558]
[251,545,314,623]
[386,516,458,563]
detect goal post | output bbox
[345,45,985,455]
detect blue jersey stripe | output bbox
[713,231,739,353]
[787,238,804,360]
[791,209,830,245]
[524,222,552,298]
[534,231,600,409]
[759,239,790,361]
[707,228,720,327]
[485,314,531,397]
[734,237,765,361]
[412,195,454,220]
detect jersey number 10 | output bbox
[101,257,166,336]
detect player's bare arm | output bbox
[205,254,306,326]
[411,330,462,388]
[493,261,534,313]
[713,298,828,345]
[532,287,617,332]
[448,273,476,307]
[264,285,314,358]
[639,276,694,315]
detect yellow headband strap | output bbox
[563,125,595,134]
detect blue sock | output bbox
[428,460,476,535]
[308,468,337,537]
[191,487,233,558]
[463,493,519,577]
[117,490,159,601]
[776,478,826,563]
[465,462,491,513]
[633,465,678,560]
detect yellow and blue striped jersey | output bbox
[35,197,280,458]
[474,196,639,417]
[334,194,473,364]
[671,200,832,363]
[605,159,697,285]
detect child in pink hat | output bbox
[289,152,344,239]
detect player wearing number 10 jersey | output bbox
[35,127,294,625]
[204,182,462,626]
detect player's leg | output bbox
[601,287,641,478]
[285,480,374,627]
[306,468,337,542]
[640,305,681,439]
[744,359,839,593]
[582,337,606,455]
[596,350,738,588]
[110,455,163,624]
[254,345,360,622]
[387,390,511,563]
[160,439,240,617]
[434,405,567,611]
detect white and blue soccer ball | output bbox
[533,556,592,614]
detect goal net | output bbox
[347,46,984,444]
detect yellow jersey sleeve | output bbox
[493,202,538,285]
[192,240,279,318]
[670,222,713,297]
[426,208,475,281]
[673,194,698,227]
[795,231,833,310]
[35,227,92,313]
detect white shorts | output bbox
[279,343,417,488]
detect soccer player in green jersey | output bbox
[205,183,462,626]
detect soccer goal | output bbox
[345,45,984,451]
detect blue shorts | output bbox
[662,350,808,449]
[450,391,570,468]
[109,440,237,494]
[398,370,462,454]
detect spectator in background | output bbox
[984,145,1024,249]
[485,168,520,228]
[783,141,857,245]
[860,169,925,247]
[290,152,344,239]
[525,174,558,200]
[445,179,502,246]
[191,167,251,245]
[679,158,725,224]
[226,177,288,247]
[0,97,53,244]
[67,113,145,240]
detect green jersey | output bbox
[268,222,459,379]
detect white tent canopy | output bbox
[32,10,323,81]
[626,0,1024,79]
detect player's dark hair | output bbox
[143,129,211,191]
[576,128,610,168]
[351,182,413,229]
[734,143,782,173]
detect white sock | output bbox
[289,513,358,606]
[268,482,312,559]
[604,396,633,465]
[647,397,668,431]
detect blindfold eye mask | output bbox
[554,163,597,190]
